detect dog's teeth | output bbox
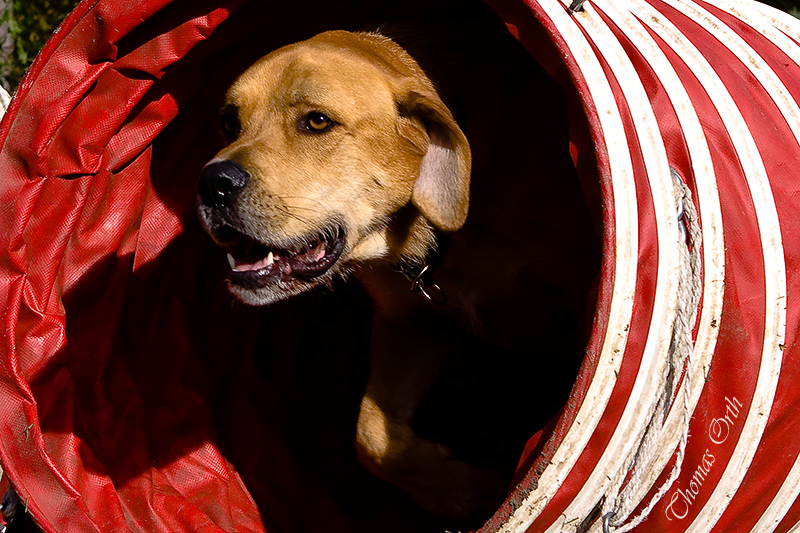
[227,253,236,269]
[266,251,275,266]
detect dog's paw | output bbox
[403,445,506,525]
[356,398,505,524]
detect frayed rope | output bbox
[601,168,702,533]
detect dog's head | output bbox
[198,30,471,305]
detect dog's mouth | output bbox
[219,225,346,288]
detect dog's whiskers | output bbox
[271,193,326,207]
[272,205,312,223]
[266,194,328,220]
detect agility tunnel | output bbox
[2,0,800,531]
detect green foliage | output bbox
[762,0,800,14]
[0,0,81,90]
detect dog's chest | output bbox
[361,236,555,352]
[439,242,555,348]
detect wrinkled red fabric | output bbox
[6,1,597,530]
[9,0,800,531]
[0,1,433,531]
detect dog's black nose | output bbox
[198,161,249,207]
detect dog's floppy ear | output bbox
[397,88,472,233]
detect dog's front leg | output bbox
[355,312,506,523]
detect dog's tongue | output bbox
[294,241,327,264]
[229,251,279,273]
[227,240,328,275]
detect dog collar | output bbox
[396,261,446,305]
[393,233,450,305]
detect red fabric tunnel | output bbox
[5,0,800,532]
[0,1,590,531]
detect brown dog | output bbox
[198,22,599,528]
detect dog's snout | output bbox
[199,161,250,207]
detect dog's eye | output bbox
[301,112,334,133]
[220,105,242,144]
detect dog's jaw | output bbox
[209,221,348,306]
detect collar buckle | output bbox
[406,263,446,305]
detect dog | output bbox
[198,17,600,528]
